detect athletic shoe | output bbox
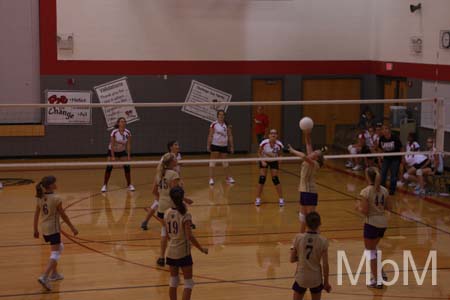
[279,199,285,207]
[408,182,417,188]
[397,181,404,187]
[345,161,353,168]
[128,184,135,191]
[141,221,148,231]
[101,185,107,193]
[156,257,165,267]
[209,178,215,185]
[367,282,383,289]
[226,177,235,184]
[0,182,3,189]
[255,198,261,206]
[414,188,425,196]
[49,273,64,281]
[352,165,363,171]
[38,276,51,291]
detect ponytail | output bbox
[35,175,56,198]
[170,186,186,215]
[366,167,381,192]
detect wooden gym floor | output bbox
[0,156,449,300]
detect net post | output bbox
[435,97,445,152]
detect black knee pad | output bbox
[106,165,113,173]
[123,165,131,173]
[272,176,280,186]
[258,175,266,185]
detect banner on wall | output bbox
[94,77,139,130]
[45,90,92,125]
[181,80,232,123]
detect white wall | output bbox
[372,0,450,65]
[0,0,40,122]
[56,0,372,61]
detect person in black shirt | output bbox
[378,126,403,195]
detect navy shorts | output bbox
[364,223,386,239]
[292,281,323,294]
[259,161,279,169]
[43,233,61,245]
[300,192,318,206]
[157,212,164,219]
[210,144,228,153]
[107,150,128,158]
[166,255,193,267]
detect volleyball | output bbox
[299,117,314,130]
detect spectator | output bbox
[402,133,429,195]
[359,108,376,130]
[345,131,370,171]
[254,106,269,144]
[379,125,403,195]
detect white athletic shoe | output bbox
[255,198,261,206]
[101,185,107,193]
[128,184,135,191]
[209,178,215,185]
[0,182,3,189]
[345,161,353,168]
[279,199,285,207]
[38,276,51,291]
[352,165,363,171]
[49,273,64,281]
[226,177,235,184]
[396,181,404,187]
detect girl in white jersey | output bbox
[101,117,134,192]
[355,167,392,289]
[164,187,208,300]
[207,110,235,185]
[288,129,326,233]
[33,176,78,291]
[255,129,285,207]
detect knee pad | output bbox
[298,212,305,223]
[258,175,266,185]
[59,243,64,253]
[150,200,159,210]
[123,165,131,173]
[50,251,60,261]
[222,161,229,168]
[209,162,216,167]
[169,276,179,288]
[272,176,280,186]
[416,169,423,176]
[184,278,195,289]
[161,226,167,237]
[403,173,409,180]
[106,165,113,173]
[365,249,377,260]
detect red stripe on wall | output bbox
[40,0,450,81]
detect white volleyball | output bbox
[299,117,314,130]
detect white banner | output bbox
[45,90,92,125]
[94,77,139,130]
[182,80,232,122]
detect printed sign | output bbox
[45,90,92,125]
[94,77,139,130]
[182,80,232,122]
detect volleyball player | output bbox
[141,141,182,231]
[290,211,331,300]
[33,176,78,291]
[355,167,391,288]
[155,153,183,266]
[288,129,325,233]
[207,110,235,185]
[164,187,208,300]
[101,117,134,192]
[255,129,285,207]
